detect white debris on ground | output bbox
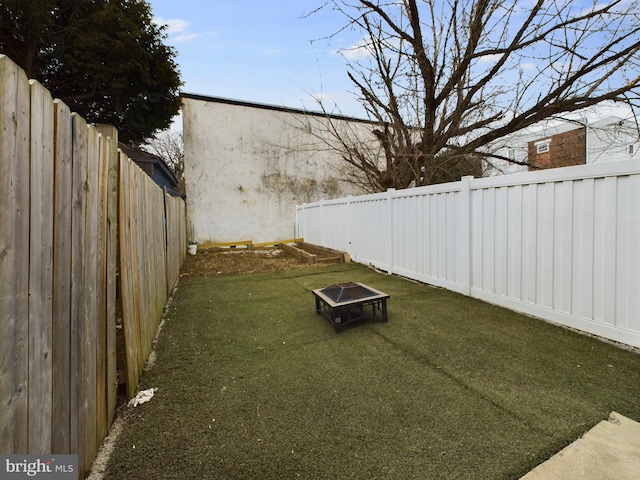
[221,249,283,256]
[128,387,157,408]
[85,416,126,480]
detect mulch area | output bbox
[179,248,310,277]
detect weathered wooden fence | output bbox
[0,55,186,476]
[118,154,187,399]
[296,159,640,350]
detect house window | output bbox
[628,144,636,155]
[535,140,550,154]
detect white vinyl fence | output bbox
[296,159,640,349]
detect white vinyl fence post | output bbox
[387,188,396,275]
[319,199,326,247]
[295,204,303,240]
[460,176,474,295]
[346,195,353,256]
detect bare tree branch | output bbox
[142,130,185,195]
[315,0,640,191]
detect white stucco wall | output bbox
[182,95,371,244]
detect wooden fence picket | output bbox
[52,98,73,454]
[69,112,88,474]
[0,54,30,454]
[118,155,140,398]
[27,79,55,454]
[95,124,119,443]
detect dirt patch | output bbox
[180,248,311,277]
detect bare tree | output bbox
[315,0,640,191]
[142,130,185,194]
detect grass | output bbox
[104,263,640,479]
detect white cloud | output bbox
[520,62,537,70]
[154,16,200,42]
[262,49,280,56]
[479,53,503,63]
[332,39,372,60]
[174,33,200,42]
[155,17,188,33]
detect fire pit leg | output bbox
[332,310,343,333]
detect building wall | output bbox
[182,95,371,244]
[528,127,586,169]
[587,117,640,163]
[485,108,639,175]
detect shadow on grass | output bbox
[104,263,640,479]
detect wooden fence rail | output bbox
[0,55,186,477]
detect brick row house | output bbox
[485,106,639,175]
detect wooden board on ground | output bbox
[253,238,303,249]
[280,242,317,264]
[298,242,351,263]
[279,242,350,264]
[197,240,253,250]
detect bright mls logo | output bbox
[0,455,77,479]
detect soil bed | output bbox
[180,248,310,277]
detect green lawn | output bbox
[104,263,640,479]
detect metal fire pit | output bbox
[312,282,390,333]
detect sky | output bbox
[146,0,635,132]
[147,0,367,121]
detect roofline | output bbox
[119,142,179,186]
[180,92,378,125]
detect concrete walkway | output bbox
[521,412,640,480]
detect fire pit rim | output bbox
[311,281,389,308]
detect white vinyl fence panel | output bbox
[296,159,640,349]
